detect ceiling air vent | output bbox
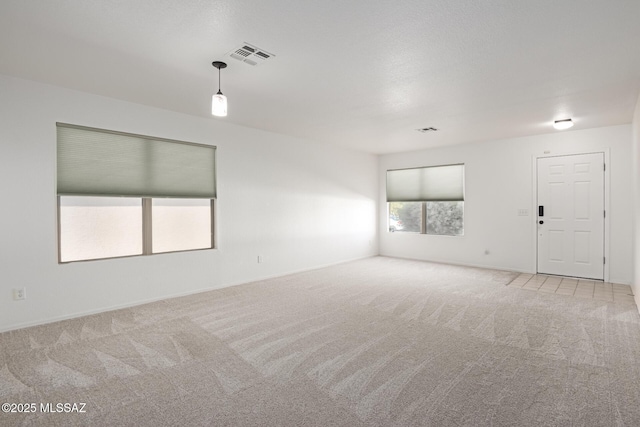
[416,127,439,133]
[228,43,275,66]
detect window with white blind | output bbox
[56,123,216,262]
[386,164,464,236]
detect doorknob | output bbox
[539,220,544,225]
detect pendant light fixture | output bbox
[211,61,228,117]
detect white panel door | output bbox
[537,153,604,280]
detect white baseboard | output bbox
[0,254,376,333]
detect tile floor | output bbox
[507,273,636,305]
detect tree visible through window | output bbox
[426,201,464,235]
[389,202,421,233]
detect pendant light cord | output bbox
[211,61,227,96]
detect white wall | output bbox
[632,93,640,305]
[379,125,633,284]
[0,75,378,332]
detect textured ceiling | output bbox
[1,0,639,154]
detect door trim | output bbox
[531,149,610,282]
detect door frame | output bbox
[531,149,610,282]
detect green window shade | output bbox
[386,164,464,202]
[57,124,216,198]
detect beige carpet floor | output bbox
[1,256,639,426]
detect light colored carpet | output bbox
[1,256,639,426]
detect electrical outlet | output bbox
[258,255,264,263]
[13,287,26,301]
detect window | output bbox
[59,196,143,262]
[388,201,421,233]
[152,198,212,254]
[56,124,216,262]
[426,201,464,235]
[386,164,464,236]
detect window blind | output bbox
[386,164,464,202]
[57,123,216,198]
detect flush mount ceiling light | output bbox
[553,118,574,130]
[211,61,228,117]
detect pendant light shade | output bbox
[212,91,227,117]
[211,61,228,117]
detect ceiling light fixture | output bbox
[211,61,228,117]
[553,118,573,130]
